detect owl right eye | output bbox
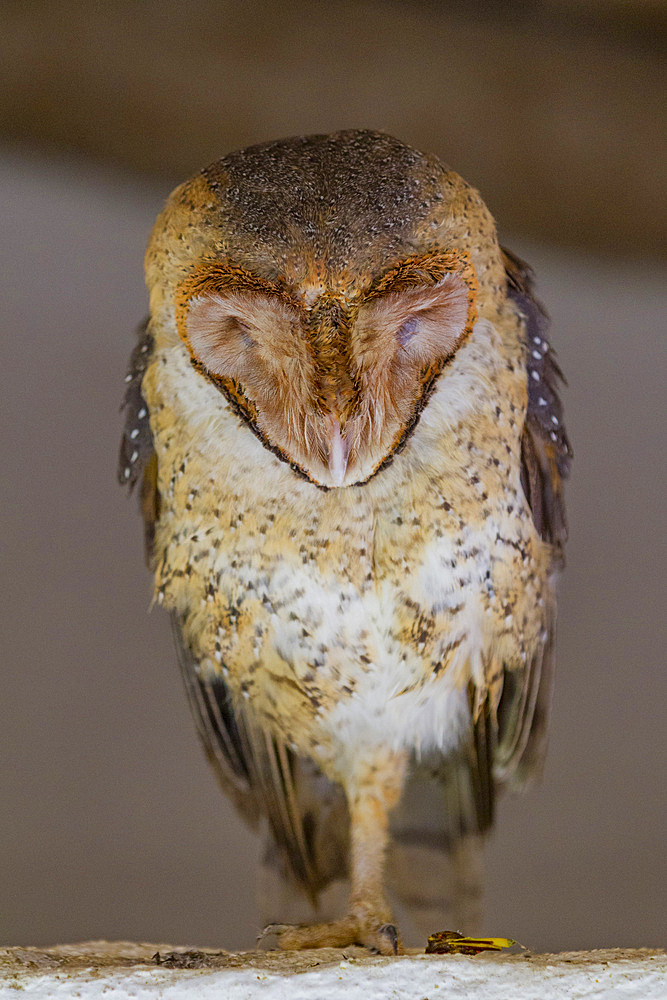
[180,288,304,381]
[182,294,261,376]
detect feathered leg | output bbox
[265,749,408,954]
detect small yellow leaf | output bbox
[425,930,516,955]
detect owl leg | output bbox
[265,749,408,955]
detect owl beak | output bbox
[327,418,350,487]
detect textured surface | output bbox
[1,942,665,999]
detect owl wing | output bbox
[119,322,347,898]
[171,613,349,897]
[504,245,571,555]
[421,249,570,850]
[118,319,160,562]
[493,246,570,788]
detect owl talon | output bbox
[257,923,291,948]
[377,923,399,955]
[258,916,401,955]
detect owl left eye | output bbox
[232,317,257,348]
[397,316,419,346]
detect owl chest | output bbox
[156,483,547,761]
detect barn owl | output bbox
[119,130,569,954]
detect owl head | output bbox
[145,130,507,488]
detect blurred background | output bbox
[1,0,665,954]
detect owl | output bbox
[119,130,569,955]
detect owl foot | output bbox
[261,917,400,955]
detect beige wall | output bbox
[0,0,664,256]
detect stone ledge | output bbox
[1,941,665,998]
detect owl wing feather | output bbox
[494,606,555,789]
[504,245,571,553]
[172,616,350,897]
[118,320,160,562]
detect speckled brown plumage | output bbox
[120,130,569,953]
